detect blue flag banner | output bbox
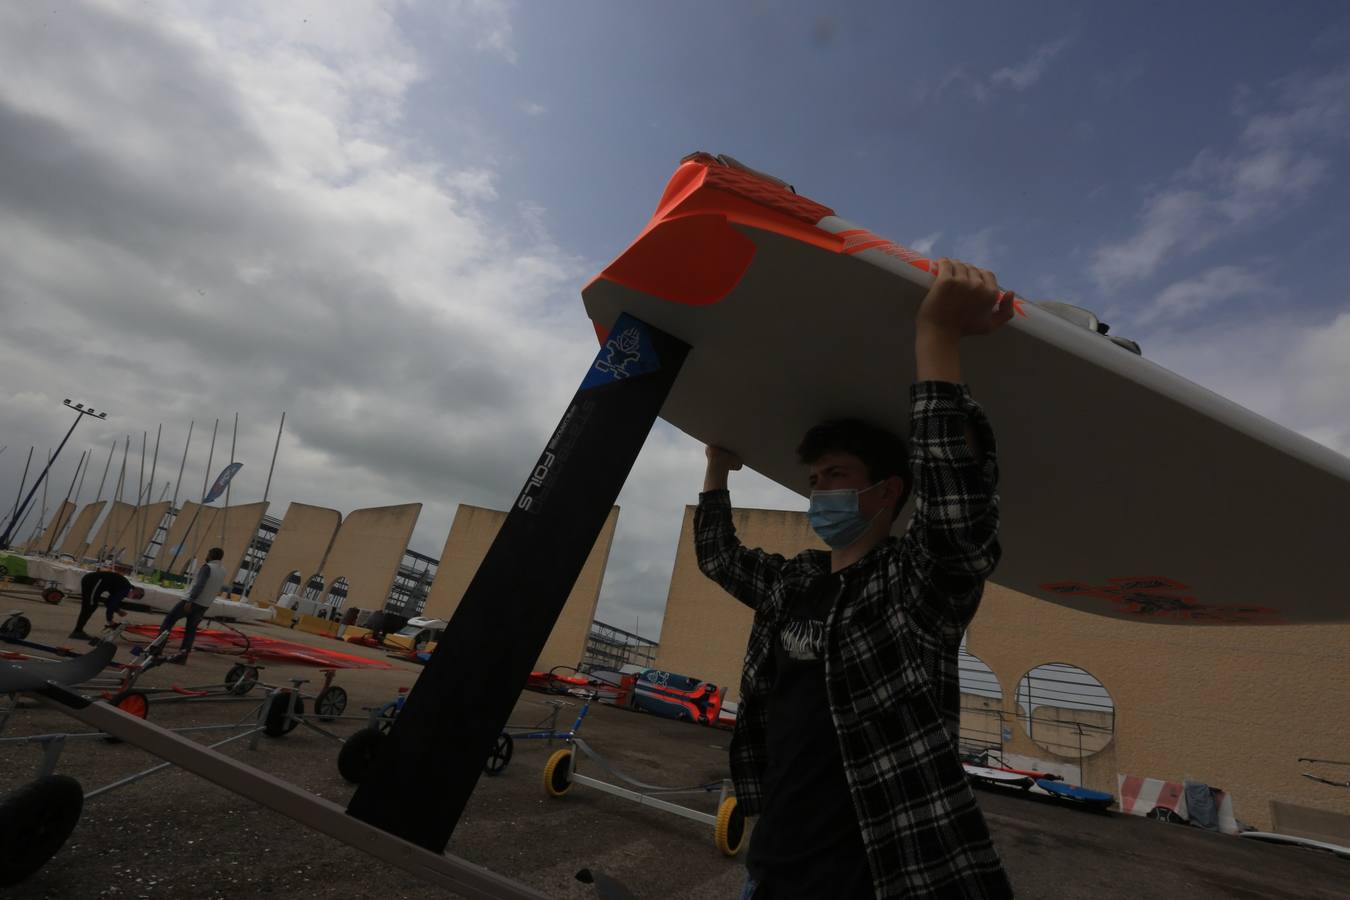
[204,462,243,504]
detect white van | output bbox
[386,616,447,652]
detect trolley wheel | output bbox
[0,614,31,640]
[374,701,399,734]
[483,733,513,776]
[111,690,150,719]
[337,727,384,784]
[224,664,259,695]
[0,775,84,886]
[1147,805,1186,824]
[0,564,7,579]
[714,795,746,857]
[263,690,304,737]
[41,588,64,605]
[542,748,574,797]
[315,685,348,721]
[103,690,150,744]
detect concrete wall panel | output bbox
[86,501,170,565]
[21,501,74,553]
[56,501,105,559]
[128,502,172,567]
[214,501,269,584]
[318,504,421,613]
[966,583,1350,832]
[421,504,620,672]
[154,501,211,570]
[84,501,136,560]
[248,503,341,606]
[655,503,1350,833]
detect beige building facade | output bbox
[422,504,620,672]
[654,502,1350,836]
[84,501,137,560]
[84,501,171,565]
[246,503,421,612]
[211,501,270,581]
[152,501,217,571]
[20,500,74,553]
[316,504,421,611]
[55,500,105,558]
[248,503,342,605]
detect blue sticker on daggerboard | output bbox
[579,314,662,391]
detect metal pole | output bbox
[220,412,237,546]
[112,436,129,562]
[107,480,152,563]
[72,448,90,507]
[170,420,194,514]
[133,432,146,570]
[5,447,33,532]
[91,441,114,508]
[34,449,50,548]
[115,436,129,505]
[166,505,204,577]
[149,482,172,569]
[97,437,129,563]
[137,426,161,575]
[262,412,283,502]
[15,448,50,548]
[44,450,86,554]
[201,419,218,505]
[0,404,88,549]
[242,412,284,601]
[11,497,37,549]
[171,418,217,577]
[24,511,46,549]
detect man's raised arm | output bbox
[902,259,1014,637]
[695,446,786,611]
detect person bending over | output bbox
[71,565,145,640]
[697,259,1017,899]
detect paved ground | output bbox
[2,583,1347,899]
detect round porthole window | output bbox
[1015,663,1115,759]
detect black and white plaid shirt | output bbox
[696,381,1014,899]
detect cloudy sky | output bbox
[2,1,1348,640]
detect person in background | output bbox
[71,565,144,640]
[158,546,230,664]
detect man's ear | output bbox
[886,474,905,508]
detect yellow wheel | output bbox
[714,795,745,856]
[542,748,574,797]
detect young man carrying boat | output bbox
[697,259,1017,899]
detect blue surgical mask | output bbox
[808,482,885,549]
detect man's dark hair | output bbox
[207,547,224,561]
[797,418,913,520]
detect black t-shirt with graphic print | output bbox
[746,574,872,899]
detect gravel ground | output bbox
[2,584,1347,899]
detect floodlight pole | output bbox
[0,400,107,550]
